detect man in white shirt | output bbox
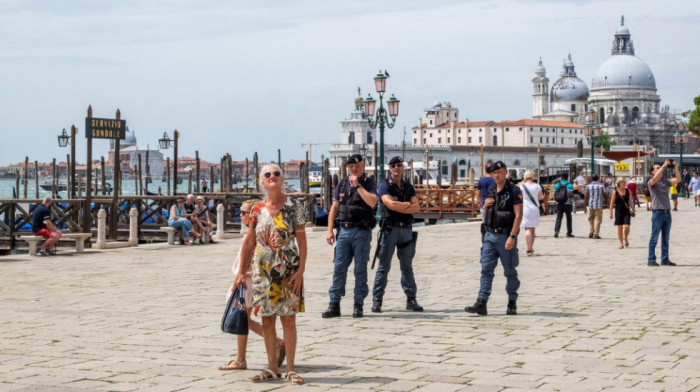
[575,170,587,187]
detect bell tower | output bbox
[532,57,549,117]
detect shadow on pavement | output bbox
[523,311,587,318]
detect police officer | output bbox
[323,154,378,318]
[371,156,423,313]
[465,160,522,316]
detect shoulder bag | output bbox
[522,184,546,215]
[620,189,635,217]
[221,284,249,335]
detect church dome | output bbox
[591,54,656,90]
[124,127,137,145]
[550,54,589,102]
[534,57,546,76]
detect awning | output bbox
[602,150,655,161]
[564,157,618,166]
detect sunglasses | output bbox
[264,171,281,178]
[390,163,403,168]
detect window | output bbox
[367,132,373,143]
[348,132,355,144]
[561,138,564,144]
[458,129,462,134]
[438,137,442,144]
[479,128,482,132]
[540,128,543,131]
[540,137,543,143]
[442,164,448,176]
[413,130,417,134]
[569,129,572,133]
[493,135,498,146]
[414,138,417,144]
[519,127,523,131]
[429,120,433,125]
[438,129,441,133]
[423,138,426,144]
[530,137,533,143]
[571,104,576,111]
[479,136,482,143]
[429,133,433,137]
[468,137,472,143]
[458,137,461,143]
[506,128,510,132]
[460,169,466,177]
[447,138,451,143]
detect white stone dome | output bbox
[124,127,137,145]
[591,55,656,90]
[551,76,590,102]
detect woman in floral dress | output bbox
[235,164,307,385]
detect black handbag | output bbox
[221,284,249,335]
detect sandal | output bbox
[250,368,280,382]
[625,240,629,248]
[218,359,246,370]
[285,371,304,385]
[277,339,286,367]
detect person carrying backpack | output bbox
[553,173,575,238]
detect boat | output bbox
[308,166,322,187]
[39,179,113,194]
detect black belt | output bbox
[338,221,367,229]
[484,227,511,234]
[652,209,671,213]
[383,220,412,228]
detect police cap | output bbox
[388,156,404,165]
[347,154,363,164]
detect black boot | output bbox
[465,299,487,316]
[406,297,423,312]
[352,303,363,318]
[506,300,517,315]
[321,302,340,318]
[371,300,382,313]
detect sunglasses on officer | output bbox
[390,163,403,169]
[264,171,281,178]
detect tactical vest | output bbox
[337,177,376,229]
[380,178,414,224]
[485,181,516,233]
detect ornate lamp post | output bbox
[674,122,689,197]
[58,126,77,198]
[584,109,601,175]
[363,70,400,183]
[159,130,179,195]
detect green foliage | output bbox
[681,94,700,136]
[596,130,617,151]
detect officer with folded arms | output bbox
[323,154,378,318]
[465,160,522,316]
[371,156,423,313]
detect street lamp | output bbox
[584,109,601,176]
[57,126,77,198]
[159,131,179,195]
[364,70,400,183]
[674,122,689,197]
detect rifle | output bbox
[371,220,386,269]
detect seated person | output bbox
[194,196,214,239]
[169,197,200,245]
[32,196,62,256]
[184,194,205,243]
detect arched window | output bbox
[348,132,355,144]
[458,159,467,165]
[632,107,639,120]
[493,135,498,146]
[599,107,605,123]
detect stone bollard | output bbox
[95,209,107,249]
[128,207,138,247]
[216,203,225,240]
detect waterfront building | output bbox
[107,127,164,180]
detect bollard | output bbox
[95,209,107,249]
[216,204,225,240]
[128,207,138,247]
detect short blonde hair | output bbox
[523,170,535,181]
[616,177,626,186]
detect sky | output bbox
[0,0,698,166]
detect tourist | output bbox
[583,174,606,239]
[194,195,214,240]
[371,156,423,313]
[235,164,307,384]
[519,170,542,256]
[670,182,679,211]
[465,161,522,316]
[184,194,204,243]
[647,159,681,266]
[682,168,690,199]
[575,170,587,187]
[168,197,195,245]
[219,198,285,372]
[690,171,700,206]
[644,182,652,211]
[604,173,615,196]
[610,177,634,249]
[477,163,495,219]
[553,173,574,238]
[627,178,640,207]
[31,196,62,256]
[323,154,377,318]
[200,177,208,193]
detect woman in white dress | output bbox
[519,170,543,256]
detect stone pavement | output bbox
[1,197,699,392]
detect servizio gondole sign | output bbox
[85,117,126,140]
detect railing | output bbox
[414,186,479,218]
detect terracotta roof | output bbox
[494,119,583,128]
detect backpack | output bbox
[554,181,570,204]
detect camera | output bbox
[668,159,675,168]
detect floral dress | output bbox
[250,197,306,316]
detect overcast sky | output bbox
[1,0,697,166]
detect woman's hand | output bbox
[609,211,613,219]
[289,269,304,294]
[233,274,245,289]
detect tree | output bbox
[596,130,616,151]
[682,94,700,136]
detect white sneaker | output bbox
[38,249,49,256]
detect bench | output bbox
[20,233,93,256]
[160,225,215,245]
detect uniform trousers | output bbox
[478,231,520,302]
[372,226,417,301]
[328,226,371,305]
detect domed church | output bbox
[532,54,590,124]
[587,16,679,152]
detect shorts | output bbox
[671,194,678,200]
[33,228,51,239]
[695,189,700,197]
[644,195,652,203]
